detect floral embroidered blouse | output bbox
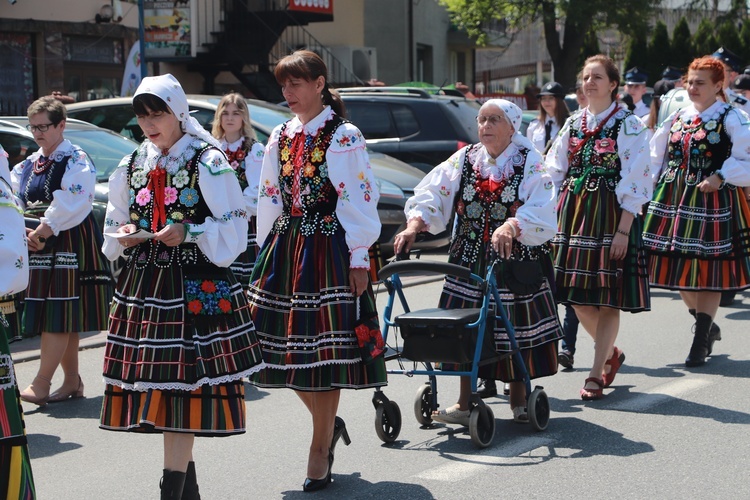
[220,137,264,217]
[650,100,750,187]
[257,106,381,269]
[546,102,652,216]
[10,139,96,235]
[406,142,557,247]
[102,134,248,268]
[0,147,29,297]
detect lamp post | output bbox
[138,0,147,79]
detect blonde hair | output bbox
[211,92,257,142]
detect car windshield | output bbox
[445,99,481,142]
[65,129,137,181]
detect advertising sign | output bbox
[288,0,333,15]
[143,0,192,59]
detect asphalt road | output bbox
[14,264,750,499]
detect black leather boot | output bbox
[688,308,721,355]
[686,313,713,367]
[182,462,201,500]
[161,470,186,500]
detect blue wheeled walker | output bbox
[370,258,551,448]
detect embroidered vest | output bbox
[661,107,732,186]
[19,155,68,208]
[271,115,344,237]
[563,112,624,193]
[225,139,259,192]
[451,144,544,265]
[125,142,216,269]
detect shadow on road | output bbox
[280,472,436,499]
[27,433,83,459]
[23,395,103,420]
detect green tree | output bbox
[577,28,601,69]
[624,32,649,74]
[439,0,662,90]
[647,21,671,85]
[671,17,695,72]
[740,19,750,64]
[693,18,718,57]
[716,20,743,59]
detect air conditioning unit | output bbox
[327,45,378,84]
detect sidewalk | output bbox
[10,251,449,364]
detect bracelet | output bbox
[716,170,726,189]
[616,229,630,237]
[505,221,517,238]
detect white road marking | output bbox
[609,377,713,412]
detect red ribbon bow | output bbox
[147,167,167,232]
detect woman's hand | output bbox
[491,222,515,259]
[154,223,186,247]
[27,223,53,253]
[610,232,629,261]
[117,224,147,249]
[349,267,369,297]
[698,174,722,193]
[393,228,417,256]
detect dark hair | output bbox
[583,54,620,102]
[274,50,347,117]
[539,95,571,127]
[132,93,171,116]
[27,96,66,124]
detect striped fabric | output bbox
[437,255,562,382]
[100,383,246,435]
[0,318,36,499]
[553,183,651,311]
[23,212,113,336]
[229,216,258,291]
[644,176,750,290]
[247,220,387,391]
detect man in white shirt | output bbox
[623,67,650,119]
[712,46,750,116]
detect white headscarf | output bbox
[483,98,538,154]
[133,74,222,149]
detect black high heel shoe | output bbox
[331,416,351,454]
[303,450,333,492]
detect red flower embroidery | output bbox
[594,138,616,154]
[201,280,217,293]
[188,300,203,314]
[218,298,232,313]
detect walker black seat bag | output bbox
[396,307,496,364]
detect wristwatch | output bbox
[37,235,46,243]
[716,170,726,188]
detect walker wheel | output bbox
[528,387,550,431]
[468,403,495,448]
[413,383,433,426]
[375,400,402,443]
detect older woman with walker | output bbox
[394,98,562,425]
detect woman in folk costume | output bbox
[11,96,113,407]
[100,74,265,499]
[546,54,652,401]
[643,56,750,367]
[0,145,36,498]
[246,50,386,492]
[211,92,265,289]
[394,98,562,425]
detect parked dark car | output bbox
[336,87,482,173]
[65,96,448,255]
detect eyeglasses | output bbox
[476,115,505,126]
[26,123,57,133]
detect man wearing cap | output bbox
[733,73,750,100]
[623,67,650,118]
[662,66,684,88]
[712,46,750,115]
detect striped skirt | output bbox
[23,212,114,336]
[553,184,651,312]
[643,176,750,290]
[230,215,258,292]
[101,262,264,435]
[437,256,562,382]
[0,316,36,498]
[246,220,387,391]
[0,294,23,343]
